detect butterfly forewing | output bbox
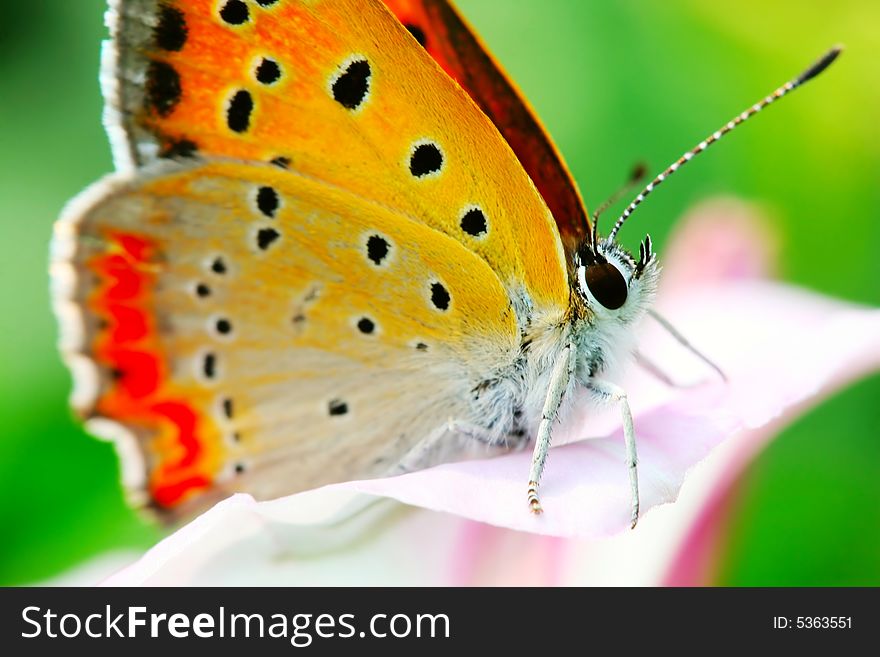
[105,0,569,308]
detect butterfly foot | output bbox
[527,480,543,514]
[630,505,639,529]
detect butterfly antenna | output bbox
[591,163,648,250]
[608,45,842,242]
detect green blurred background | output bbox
[0,0,877,585]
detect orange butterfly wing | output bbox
[106,0,567,307]
[60,0,574,514]
[382,0,591,252]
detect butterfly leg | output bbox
[647,309,727,382]
[634,349,701,389]
[527,344,576,514]
[587,378,640,528]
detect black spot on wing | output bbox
[156,4,187,51]
[203,353,217,379]
[357,317,375,335]
[410,142,443,177]
[255,57,281,85]
[460,207,488,237]
[256,227,280,250]
[366,234,390,265]
[256,186,280,218]
[219,0,249,25]
[215,318,232,335]
[332,58,371,110]
[145,61,181,117]
[430,282,450,311]
[227,90,254,133]
[328,399,349,416]
[160,138,197,159]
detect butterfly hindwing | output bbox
[54,158,521,515]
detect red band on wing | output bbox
[88,231,220,508]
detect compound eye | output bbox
[584,262,628,310]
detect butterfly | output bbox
[52,0,838,526]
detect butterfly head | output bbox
[573,235,658,326]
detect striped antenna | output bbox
[608,46,842,242]
[591,162,647,250]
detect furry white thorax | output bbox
[463,239,660,446]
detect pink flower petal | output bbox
[97,201,880,585]
[661,315,880,585]
[661,197,779,289]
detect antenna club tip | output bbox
[796,45,843,85]
[825,44,845,62]
[630,162,649,182]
